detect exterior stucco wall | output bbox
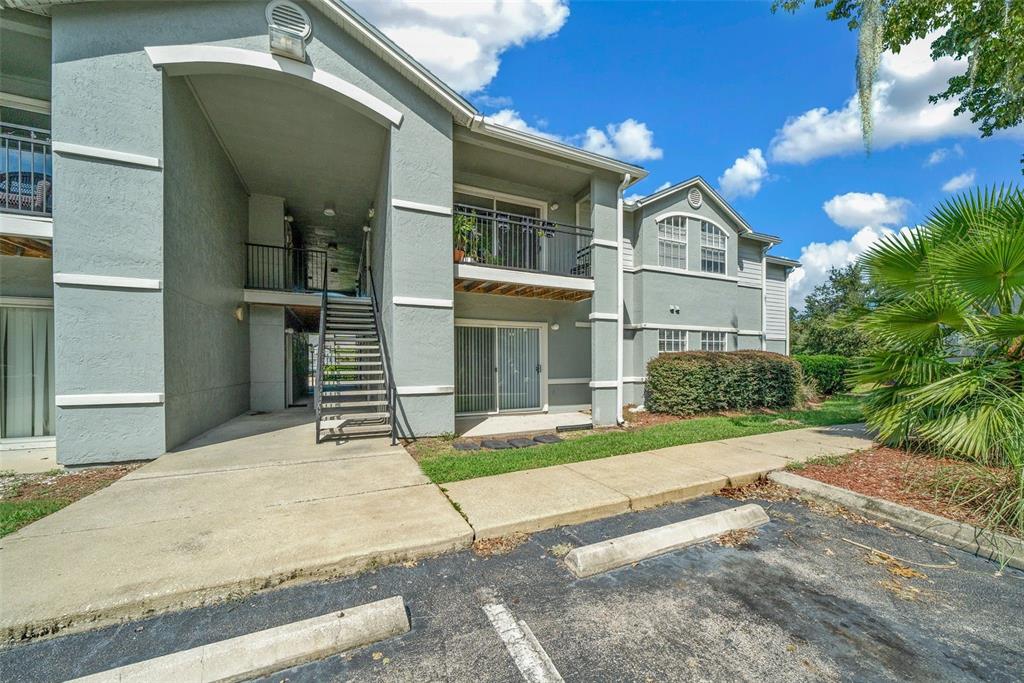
[162,75,250,447]
[1,256,53,299]
[589,173,621,425]
[632,191,744,277]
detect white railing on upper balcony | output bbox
[1,123,52,217]
[453,204,594,278]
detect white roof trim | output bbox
[626,176,754,234]
[145,44,403,127]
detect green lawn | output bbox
[420,395,864,484]
[0,499,69,538]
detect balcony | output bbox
[453,204,595,301]
[1,124,52,218]
[243,242,329,307]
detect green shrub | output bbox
[645,351,802,416]
[795,354,850,395]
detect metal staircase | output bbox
[314,292,395,443]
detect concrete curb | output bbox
[66,596,410,683]
[564,504,770,578]
[770,471,1024,570]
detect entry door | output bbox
[455,324,542,414]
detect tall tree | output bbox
[773,0,1024,164]
[792,264,876,356]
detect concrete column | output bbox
[51,15,167,464]
[589,173,621,426]
[249,305,286,412]
[381,116,455,437]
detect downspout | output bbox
[616,173,631,425]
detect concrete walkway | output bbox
[0,410,472,642]
[445,423,873,539]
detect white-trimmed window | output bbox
[658,329,687,353]
[657,216,687,269]
[701,331,727,352]
[700,222,727,274]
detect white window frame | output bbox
[658,328,687,353]
[700,221,727,275]
[701,331,727,352]
[656,215,687,270]
[453,183,548,219]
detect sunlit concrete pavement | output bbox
[445,423,874,539]
[0,410,472,642]
[4,493,1021,682]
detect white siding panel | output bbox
[737,239,763,289]
[765,265,788,339]
[623,237,634,269]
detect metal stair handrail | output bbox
[314,258,328,443]
[361,229,398,445]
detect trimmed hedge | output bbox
[794,354,850,395]
[646,351,802,416]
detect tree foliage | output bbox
[792,264,877,356]
[853,185,1024,468]
[773,0,1024,162]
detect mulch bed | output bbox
[795,447,1011,533]
[2,465,139,504]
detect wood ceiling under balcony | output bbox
[453,276,592,302]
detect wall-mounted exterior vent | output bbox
[687,187,703,209]
[266,0,312,39]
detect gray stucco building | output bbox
[0,0,798,465]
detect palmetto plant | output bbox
[854,186,1024,533]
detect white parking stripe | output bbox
[482,602,564,683]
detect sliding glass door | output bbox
[455,323,543,414]
[0,306,55,438]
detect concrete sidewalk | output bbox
[0,411,472,642]
[444,423,873,539]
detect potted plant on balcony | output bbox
[453,213,475,263]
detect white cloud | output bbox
[788,226,896,309]
[580,119,663,161]
[347,0,569,93]
[941,170,976,192]
[769,32,977,164]
[822,192,911,229]
[485,110,663,163]
[717,148,768,200]
[925,143,964,166]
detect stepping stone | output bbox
[533,434,563,444]
[508,438,537,448]
[452,441,480,451]
[481,440,513,450]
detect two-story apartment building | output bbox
[0,0,797,466]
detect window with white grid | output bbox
[701,331,727,351]
[657,216,687,269]
[700,222,727,274]
[658,329,687,353]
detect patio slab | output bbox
[441,466,630,540]
[455,411,591,438]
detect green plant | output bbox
[854,186,1024,536]
[453,213,476,250]
[645,351,803,416]
[795,355,851,395]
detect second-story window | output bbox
[657,216,687,270]
[658,329,686,353]
[700,222,727,274]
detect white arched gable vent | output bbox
[266,0,312,39]
[687,187,703,209]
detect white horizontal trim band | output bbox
[393,296,453,308]
[455,263,595,292]
[765,335,788,341]
[53,141,162,169]
[0,296,53,308]
[244,289,320,307]
[625,266,739,283]
[623,376,647,383]
[590,238,619,249]
[396,385,454,396]
[57,392,164,407]
[0,213,53,239]
[588,312,618,321]
[589,380,618,389]
[737,282,763,290]
[392,199,452,216]
[574,322,592,328]
[54,273,162,290]
[548,377,590,385]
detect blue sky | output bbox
[352,0,1021,305]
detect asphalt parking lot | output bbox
[3,491,1022,682]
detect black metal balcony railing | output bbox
[245,243,327,292]
[1,123,52,217]
[454,204,594,278]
